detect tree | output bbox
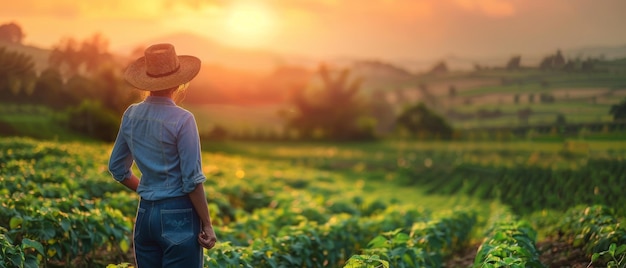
[92,63,141,115]
[582,58,595,72]
[539,49,566,70]
[513,94,520,104]
[428,61,448,75]
[0,47,36,102]
[395,103,453,139]
[369,89,396,136]
[539,56,554,70]
[0,22,24,44]
[66,75,100,102]
[33,68,70,108]
[49,33,114,78]
[49,37,82,77]
[506,55,521,70]
[284,63,372,140]
[80,33,113,73]
[48,33,137,116]
[610,98,626,121]
[554,50,565,67]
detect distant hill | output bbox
[0,40,50,72]
[118,32,285,73]
[566,44,626,60]
[393,45,626,72]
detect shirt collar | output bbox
[144,96,176,106]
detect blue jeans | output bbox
[134,195,203,268]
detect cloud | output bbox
[0,0,223,19]
[270,0,435,21]
[453,0,516,17]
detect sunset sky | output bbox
[2,0,626,61]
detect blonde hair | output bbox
[172,82,189,103]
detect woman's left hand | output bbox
[198,225,217,249]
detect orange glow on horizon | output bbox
[2,0,626,61]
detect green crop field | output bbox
[2,137,626,267]
[433,69,626,129]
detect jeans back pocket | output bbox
[161,208,194,245]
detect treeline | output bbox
[0,44,138,111]
[478,49,604,72]
[1,21,457,142]
[0,45,140,141]
[1,41,453,142]
[0,22,141,141]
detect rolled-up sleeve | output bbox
[177,114,206,193]
[108,115,134,182]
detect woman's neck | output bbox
[150,90,173,99]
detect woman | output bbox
[108,43,217,268]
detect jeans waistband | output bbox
[139,195,189,205]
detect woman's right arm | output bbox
[178,113,217,249]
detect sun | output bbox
[224,2,276,48]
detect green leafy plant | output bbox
[473,220,545,268]
[345,211,476,268]
[0,229,44,268]
[106,263,134,268]
[344,255,389,268]
[559,205,626,255]
[588,243,626,268]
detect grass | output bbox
[452,114,615,129]
[0,105,89,141]
[184,103,284,134]
[472,69,626,86]
[202,139,626,172]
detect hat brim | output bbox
[124,55,201,91]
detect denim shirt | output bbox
[108,96,206,201]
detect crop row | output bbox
[473,205,626,268]
[473,219,543,268]
[344,210,477,268]
[202,210,476,268]
[402,158,626,217]
[219,141,626,218]
[556,205,626,258]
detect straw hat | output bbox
[124,43,201,91]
